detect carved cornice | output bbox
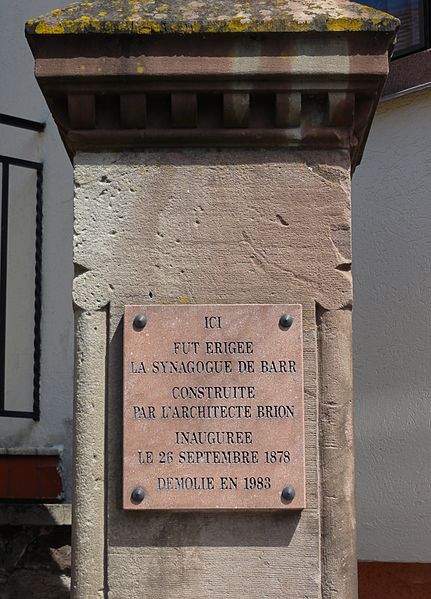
[27,31,396,168]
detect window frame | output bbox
[392,0,430,58]
[0,152,43,421]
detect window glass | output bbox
[363,1,426,56]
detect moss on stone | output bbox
[26,0,399,36]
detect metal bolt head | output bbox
[133,314,147,330]
[281,485,295,503]
[279,314,294,330]
[131,487,145,504]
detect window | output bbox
[0,115,44,420]
[363,1,429,57]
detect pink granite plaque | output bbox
[123,304,305,510]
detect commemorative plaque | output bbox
[123,304,305,510]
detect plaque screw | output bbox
[279,314,294,330]
[281,486,296,503]
[133,314,147,330]
[131,487,145,504]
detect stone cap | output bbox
[25,1,399,166]
[26,0,399,36]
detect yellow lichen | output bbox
[285,21,313,32]
[35,21,65,34]
[327,17,363,32]
[135,20,162,33]
[26,0,399,35]
[155,3,170,12]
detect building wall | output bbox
[352,88,431,562]
[0,0,429,565]
[0,1,74,499]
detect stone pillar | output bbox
[27,2,398,598]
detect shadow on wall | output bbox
[0,511,71,599]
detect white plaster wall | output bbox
[0,1,74,499]
[353,88,431,562]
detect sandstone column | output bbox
[27,2,398,598]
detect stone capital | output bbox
[26,1,398,166]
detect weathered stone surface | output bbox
[71,310,106,599]
[73,150,352,313]
[107,302,320,599]
[318,308,356,599]
[72,148,352,598]
[0,504,71,526]
[1,570,70,599]
[0,526,71,599]
[26,0,399,36]
[25,0,393,594]
[26,3,397,169]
